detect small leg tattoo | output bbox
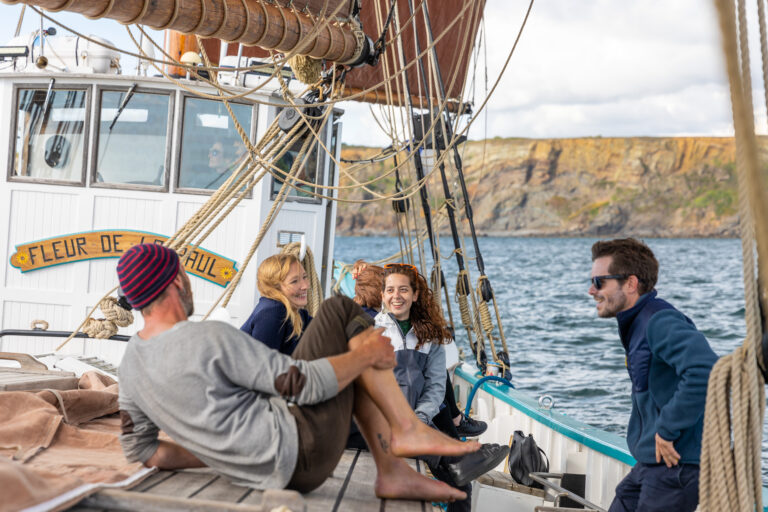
[377,433,390,453]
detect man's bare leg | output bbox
[353,385,466,502]
[356,366,480,458]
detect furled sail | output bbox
[7,0,483,107]
[4,0,366,64]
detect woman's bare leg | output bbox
[356,366,480,458]
[353,384,466,501]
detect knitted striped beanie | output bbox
[116,244,180,309]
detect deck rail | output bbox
[0,328,129,342]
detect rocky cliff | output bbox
[335,137,756,237]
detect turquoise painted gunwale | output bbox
[456,364,635,467]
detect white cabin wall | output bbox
[1,74,330,357]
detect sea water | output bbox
[334,237,768,479]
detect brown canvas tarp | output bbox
[0,372,152,512]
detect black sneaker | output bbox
[446,443,510,487]
[456,413,487,437]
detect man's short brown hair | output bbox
[591,238,658,295]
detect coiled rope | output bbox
[699,0,768,510]
[81,297,134,340]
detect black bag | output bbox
[507,430,549,488]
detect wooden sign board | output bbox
[9,230,238,288]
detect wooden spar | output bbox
[5,0,366,64]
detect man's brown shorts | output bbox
[285,296,372,493]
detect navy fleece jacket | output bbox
[240,297,312,355]
[617,291,718,464]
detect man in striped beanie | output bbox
[116,243,193,317]
[115,243,490,502]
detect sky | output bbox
[0,1,762,147]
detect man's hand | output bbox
[349,326,395,370]
[655,433,680,467]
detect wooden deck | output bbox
[70,449,431,511]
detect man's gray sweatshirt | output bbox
[118,320,338,489]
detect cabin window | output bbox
[177,96,253,192]
[10,86,89,184]
[270,121,326,203]
[92,88,172,189]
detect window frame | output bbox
[174,92,257,197]
[89,84,175,192]
[8,82,92,187]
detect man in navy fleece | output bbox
[588,238,717,512]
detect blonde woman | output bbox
[240,254,311,355]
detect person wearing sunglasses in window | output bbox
[589,238,717,512]
[376,263,509,510]
[240,254,312,355]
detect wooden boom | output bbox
[3,0,366,64]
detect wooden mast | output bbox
[5,0,367,64]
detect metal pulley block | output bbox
[391,195,410,213]
[278,97,323,133]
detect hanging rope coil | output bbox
[699,0,768,510]
[80,297,134,340]
[477,297,494,337]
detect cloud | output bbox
[3,0,764,147]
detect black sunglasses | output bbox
[591,274,627,290]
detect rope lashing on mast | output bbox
[699,0,768,510]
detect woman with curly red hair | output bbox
[376,263,452,425]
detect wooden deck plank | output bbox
[75,450,428,511]
[131,470,176,492]
[249,449,359,511]
[192,475,256,503]
[140,470,220,498]
[336,449,379,511]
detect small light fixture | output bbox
[0,46,29,59]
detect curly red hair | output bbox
[382,264,451,348]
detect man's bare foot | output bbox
[389,419,480,458]
[375,458,467,502]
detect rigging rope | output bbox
[48,0,534,357]
[699,0,768,510]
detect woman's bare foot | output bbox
[389,419,480,458]
[375,458,467,501]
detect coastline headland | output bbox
[336,137,760,238]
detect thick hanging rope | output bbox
[699,0,768,510]
[280,241,323,316]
